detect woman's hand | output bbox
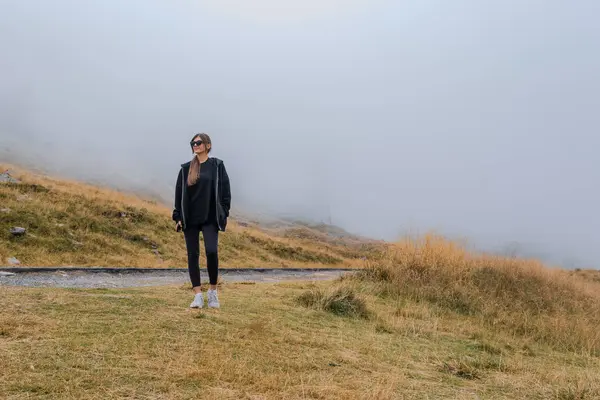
[175,221,182,232]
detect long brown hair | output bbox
[187,133,212,186]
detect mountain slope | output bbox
[1,163,382,268]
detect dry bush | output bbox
[357,234,600,355]
[297,286,370,319]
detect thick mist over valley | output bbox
[1,0,599,268]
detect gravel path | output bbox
[0,268,353,289]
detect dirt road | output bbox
[0,268,353,288]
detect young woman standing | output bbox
[172,133,231,308]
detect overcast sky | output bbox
[1,0,599,268]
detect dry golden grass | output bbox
[3,164,600,398]
[1,281,599,399]
[570,268,600,284]
[1,164,372,268]
[355,234,600,356]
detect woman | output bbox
[172,133,231,309]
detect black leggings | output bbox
[183,223,219,287]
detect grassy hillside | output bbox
[3,163,600,398]
[352,235,600,355]
[2,237,600,399]
[0,164,382,268]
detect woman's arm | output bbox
[172,168,183,222]
[220,162,231,216]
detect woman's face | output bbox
[191,136,209,154]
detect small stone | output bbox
[16,194,30,201]
[0,171,20,183]
[1,208,11,213]
[55,223,66,228]
[0,271,16,276]
[7,257,20,265]
[10,227,26,236]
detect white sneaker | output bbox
[190,293,204,308]
[207,289,220,308]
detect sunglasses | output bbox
[190,140,203,147]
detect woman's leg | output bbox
[202,224,219,290]
[183,224,202,294]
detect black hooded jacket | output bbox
[172,158,231,231]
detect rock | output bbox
[6,257,21,265]
[55,223,66,228]
[142,237,159,249]
[10,227,26,236]
[1,208,11,213]
[16,194,30,201]
[152,249,163,262]
[0,271,16,276]
[0,171,20,183]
